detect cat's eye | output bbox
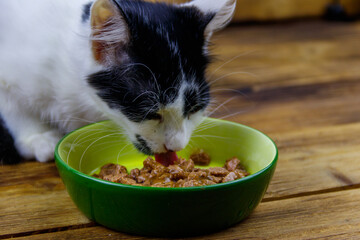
[147,113,164,123]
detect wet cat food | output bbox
[93,154,249,188]
[189,149,211,166]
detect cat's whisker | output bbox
[66,128,109,164]
[69,131,124,150]
[116,150,134,160]
[163,86,179,98]
[216,109,253,120]
[132,90,158,103]
[79,133,123,171]
[192,134,229,139]
[209,88,249,95]
[41,114,118,134]
[197,54,257,94]
[205,99,219,110]
[189,134,213,145]
[66,127,124,164]
[207,50,258,79]
[206,95,239,117]
[186,140,196,150]
[76,131,125,146]
[40,110,94,123]
[67,134,127,168]
[127,62,161,95]
[194,118,220,129]
[193,122,219,133]
[116,143,132,164]
[192,134,238,141]
[140,104,160,123]
[90,139,128,155]
[208,71,258,88]
[41,119,91,124]
[78,141,125,159]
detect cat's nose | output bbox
[164,144,182,152]
[164,145,179,152]
[164,140,185,152]
[164,131,188,152]
[164,144,175,152]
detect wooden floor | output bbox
[1,20,360,239]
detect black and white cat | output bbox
[0,0,236,164]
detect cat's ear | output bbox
[90,0,129,65]
[185,0,236,39]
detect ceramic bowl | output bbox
[55,118,277,237]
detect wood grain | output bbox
[209,22,360,133]
[209,22,360,90]
[13,188,360,239]
[0,162,58,187]
[0,164,90,236]
[2,123,360,236]
[1,21,360,239]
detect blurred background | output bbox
[152,0,360,22]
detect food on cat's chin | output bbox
[154,151,178,167]
[189,149,211,166]
[93,156,249,188]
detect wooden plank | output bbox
[14,188,360,239]
[0,162,58,187]
[209,22,360,90]
[207,22,360,132]
[0,165,91,236]
[266,123,360,199]
[1,124,360,236]
[210,77,360,134]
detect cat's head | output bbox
[87,0,236,155]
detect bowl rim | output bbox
[55,118,278,192]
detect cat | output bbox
[0,0,236,164]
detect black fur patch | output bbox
[82,2,92,22]
[0,115,21,164]
[183,85,210,117]
[88,0,213,122]
[135,134,152,155]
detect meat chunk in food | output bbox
[208,167,229,177]
[222,172,238,183]
[224,157,242,171]
[99,163,127,178]
[179,159,195,172]
[94,153,249,187]
[189,149,211,166]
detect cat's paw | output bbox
[18,131,62,163]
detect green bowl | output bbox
[55,118,278,237]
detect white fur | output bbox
[0,0,106,162]
[0,0,227,162]
[184,0,236,38]
[118,83,204,153]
